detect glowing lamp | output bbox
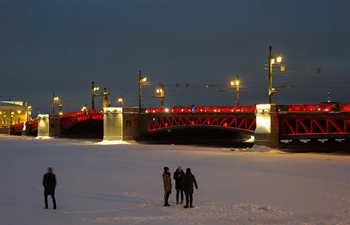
[276,55,282,63]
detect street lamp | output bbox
[26,103,32,122]
[91,82,109,109]
[101,88,109,108]
[230,75,240,105]
[52,93,60,114]
[155,83,165,108]
[91,82,99,110]
[58,101,63,115]
[52,93,63,115]
[81,104,88,115]
[138,70,147,113]
[118,95,124,108]
[268,45,282,103]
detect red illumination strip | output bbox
[145,106,256,114]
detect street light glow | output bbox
[276,55,282,63]
[53,97,59,102]
[268,46,283,103]
[230,75,240,106]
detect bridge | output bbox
[9,102,350,148]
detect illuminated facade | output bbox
[0,97,31,126]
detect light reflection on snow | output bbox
[97,140,131,145]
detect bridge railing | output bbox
[60,109,103,118]
[280,102,350,113]
[144,105,256,114]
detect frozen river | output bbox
[0,135,349,225]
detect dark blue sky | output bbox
[0,0,349,114]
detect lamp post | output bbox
[91,82,99,110]
[102,88,109,108]
[26,104,32,122]
[81,104,88,115]
[58,100,63,115]
[230,75,240,105]
[52,93,60,114]
[155,83,165,108]
[268,45,282,103]
[118,95,124,108]
[138,71,147,113]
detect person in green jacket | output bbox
[162,167,172,207]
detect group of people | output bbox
[43,166,198,210]
[162,166,198,208]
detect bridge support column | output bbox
[22,122,29,136]
[37,114,60,138]
[103,107,123,141]
[254,104,280,148]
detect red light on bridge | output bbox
[309,106,316,111]
[341,105,350,111]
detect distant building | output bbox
[0,97,32,128]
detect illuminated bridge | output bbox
[142,103,350,139]
[9,102,350,147]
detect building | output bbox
[0,97,32,133]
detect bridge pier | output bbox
[22,122,29,136]
[37,114,60,138]
[103,107,123,141]
[254,104,280,148]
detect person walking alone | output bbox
[162,167,172,207]
[43,167,57,210]
[182,168,198,208]
[173,166,185,204]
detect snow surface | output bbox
[0,134,349,225]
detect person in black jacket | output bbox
[182,168,198,208]
[43,167,57,210]
[173,166,185,204]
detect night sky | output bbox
[0,0,349,115]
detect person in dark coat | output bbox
[43,167,57,209]
[182,168,198,208]
[173,166,185,204]
[162,167,172,207]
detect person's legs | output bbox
[44,195,48,209]
[164,191,167,206]
[184,192,189,208]
[180,189,184,203]
[176,189,179,203]
[164,191,170,206]
[51,195,56,209]
[189,193,193,207]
